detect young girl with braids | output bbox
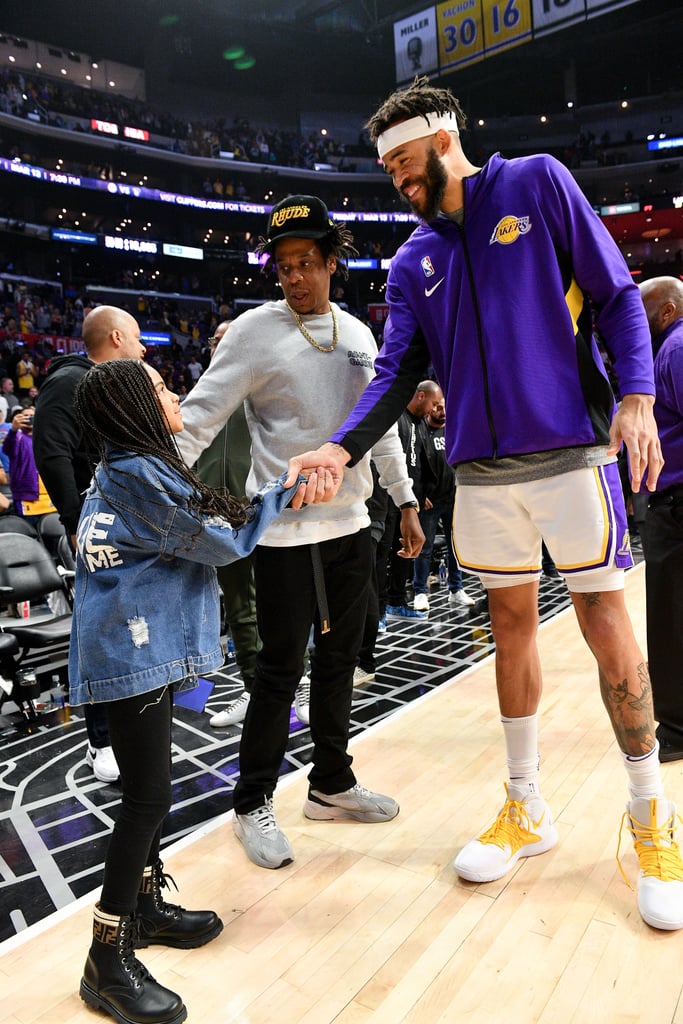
[69,358,300,1024]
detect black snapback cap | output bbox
[263,195,335,252]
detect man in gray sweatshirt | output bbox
[177,195,422,869]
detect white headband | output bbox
[376,111,460,161]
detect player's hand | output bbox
[286,443,350,506]
[608,393,663,492]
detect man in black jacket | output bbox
[412,395,475,613]
[33,305,145,782]
[385,379,441,619]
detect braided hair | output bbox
[365,75,468,145]
[74,359,253,529]
[255,220,359,280]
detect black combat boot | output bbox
[136,859,223,949]
[80,904,187,1024]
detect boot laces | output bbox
[153,861,184,918]
[617,803,683,889]
[477,794,544,853]
[118,917,148,987]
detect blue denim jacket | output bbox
[69,450,298,705]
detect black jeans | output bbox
[385,507,413,606]
[99,686,173,916]
[357,535,380,673]
[412,499,463,594]
[234,529,372,814]
[641,490,683,742]
[217,554,260,692]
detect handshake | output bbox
[284,443,349,509]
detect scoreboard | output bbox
[394,0,640,81]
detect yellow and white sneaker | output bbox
[454,784,558,883]
[620,797,683,931]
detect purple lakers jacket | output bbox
[331,152,654,467]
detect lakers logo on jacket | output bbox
[489,215,532,246]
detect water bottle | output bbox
[438,557,447,585]
[17,667,40,700]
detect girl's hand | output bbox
[289,468,339,510]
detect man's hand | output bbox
[286,443,350,509]
[607,393,663,493]
[396,508,425,558]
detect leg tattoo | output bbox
[599,664,655,755]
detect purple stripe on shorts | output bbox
[560,462,633,573]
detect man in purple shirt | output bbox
[639,276,683,762]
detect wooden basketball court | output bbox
[2,562,682,1023]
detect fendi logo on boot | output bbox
[93,907,120,946]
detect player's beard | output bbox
[399,146,448,222]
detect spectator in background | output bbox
[14,349,33,400]
[0,377,16,422]
[412,395,475,612]
[195,320,262,728]
[353,462,390,686]
[32,304,146,785]
[638,276,683,763]
[0,463,12,515]
[0,402,11,472]
[2,405,56,526]
[185,354,203,389]
[385,380,441,620]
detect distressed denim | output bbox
[69,450,298,705]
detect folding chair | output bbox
[0,532,73,719]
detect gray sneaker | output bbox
[353,666,376,687]
[304,783,399,823]
[232,798,294,869]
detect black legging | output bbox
[98,685,173,916]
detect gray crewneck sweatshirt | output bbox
[177,300,416,546]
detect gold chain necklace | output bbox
[287,303,338,353]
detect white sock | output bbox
[502,713,541,801]
[622,742,664,801]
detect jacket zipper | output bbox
[457,192,498,459]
